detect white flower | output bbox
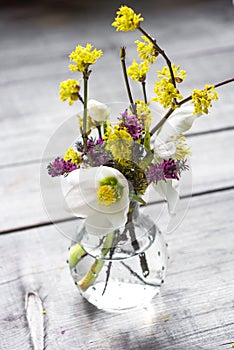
[153,106,199,214]
[64,166,129,236]
[154,105,200,161]
[152,180,179,216]
[156,105,201,142]
[154,141,176,160]
[87,99,110,122]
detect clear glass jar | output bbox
[69,202,168,312]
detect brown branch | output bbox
[138,26,177,90]
[120,47,136,114]
[150,77,234,136]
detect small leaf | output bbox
[132,194,147,206]
[175,77,183,83]
[144,131,151,150]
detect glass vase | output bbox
[69,202,168,312]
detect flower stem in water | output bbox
[77,231,114,292]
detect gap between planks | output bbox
[1,185,234,236]
[1,125,234,170]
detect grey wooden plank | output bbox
[0,189,233,349]
[1,129,234,233]
[0,1,233,165]
[0,53,233,166]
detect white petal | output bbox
[65,185,95,218]
[65,168,81,186]
[85,209,127,236]
[64,167,99,217]
[64,166,129,220]
[153,180,179,215]
[88,166,129,215]
[168,105,202,134]
[87,99,110,122]
[156,106,202,142]
[154,141,176,160]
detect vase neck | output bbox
[77,202,157,260]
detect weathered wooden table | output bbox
[0,1,233,349]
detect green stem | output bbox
[68,242,87,269]
[77,231,115,292]
[150,77,234,136]
[142,81,148,104]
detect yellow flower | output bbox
[59,79,80,105]
[127,60,149,82]
[152,64,185,108]
[152,79,183,109]
[135,36,158,64]
[77,114,96,131]
[97,176,123,206]
[112,5,144,32]
[69,43,102,73]
[191,84,219,114]
[64,148,82,165]
[157,64,186,83]
[135,100,152,130]
[173,136,191,160]
[105,126,132,160]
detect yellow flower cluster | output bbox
[97,185,118,206]
[152,64,186,108]
[191,84,219,114]
[69,44,102,73]
[77,114,96,131]
[173,136,191,160]
[59,79,80,105]
[64,148,82,165]
[157,64,186,83]
[152,81,183,109]
[135,36,158,64]
[135,100,152,130]
[112,5,144,32]
[127,60,149,82]
[105,126,132,160]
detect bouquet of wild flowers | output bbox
[47,6,233,293]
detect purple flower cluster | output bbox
[162,159,179,180]
[119,110,143,139]
[76,137,103,153]
[87,138,103,150]
[146,164,164,184]
[47,157,77,177]
[147,159,180,184]
[77,138,112,166]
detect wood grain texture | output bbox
[1,129,234,233]
[0,0,233,166]
[0,190,233,350]
[25,292,45,350]
[0,1,234,349]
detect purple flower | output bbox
[147,158,182,184]
[162,159,179,180]
[146,164,165,184]
[76,137,103,153]
[87,138,103,150]
[47,157,77,177]
[119,110,143,140]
